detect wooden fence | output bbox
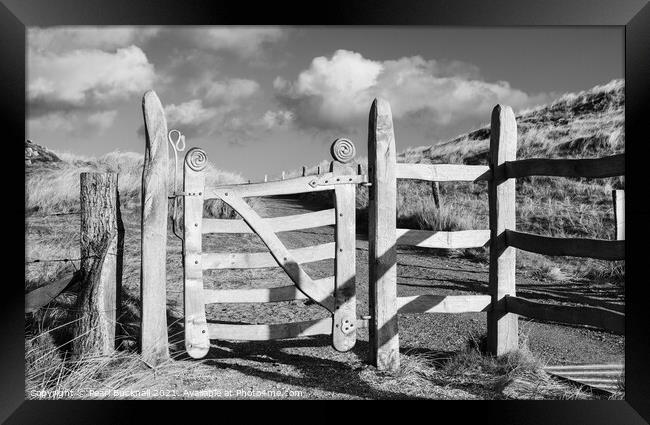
[367,100,625,370]
[133,92,624,371]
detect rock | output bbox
[25,140,61,165]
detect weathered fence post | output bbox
[302,166,307,177]
[331,139,357,352]
[368,98,400,372]
[487,104,518,356]
[431,181,441,208]
[613,189,625,240]
[73,172,122,357]
[141,90,170,365]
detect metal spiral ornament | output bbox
[330,138,356,163]
[185,147,208,171]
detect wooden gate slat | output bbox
[215,193,337,313]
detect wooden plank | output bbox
[332,159,357,352]
[206,174,331,198]
[25,273,77,314]
[203,277,334,303]
[613,190,625,240]
[217,194,336,312]
[396,229,490,249]
[74,173,121,357]
[396,163,491,182]
[183,148,210,359]
[140,90,170,365]
[506,295,624,334]
[506,230,625,261]
[202,209,335,234]
[505,154,624,179]
[487,104,519,356]
[368,98,400,372]
[397,295,492,314]
[208,317,332,341]
[202,242,335,269]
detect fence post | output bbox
[331,139,357,352]
[302,166,307,177]
[141,90,170,366]
[74,172,122,357]
[431,181,441,208]
[368,98,399,372]
[183,148,210,359]
[613,189,625,240]
[487,104,518,356]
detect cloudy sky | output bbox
[27,26,623,179]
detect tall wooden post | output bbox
[613,189,625,240]
[74,172,122,357]
[487,104,518,356]
[368,98,399,372]
[183,148,210,359]
[141,90,170,365]
[331,139,357,352]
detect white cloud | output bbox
[198,78,260,103]
[186,27,285,58]
[165,99,219,128]
[29,109,118,136]
[275,49,551,137]
[261,109,294,129]
[28,45,156,115]
[28,27,159,53]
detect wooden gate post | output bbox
[613,189,625,240]
[487,104,519,356]
[368,98,400,372]
[74,172,122,357]
[183,148,210,359]
[141,90,170,365]
[331,138,357,352]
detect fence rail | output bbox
[397,294,492,314]
[203,209,335,234]
[396,228,490,249]
[505,154,624,179]
[506,230,625,260]
[202,277,334,304]
[202,242,336,269]
[505,295,624,334]
[396,163,491,182]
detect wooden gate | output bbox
[182,139,366,359]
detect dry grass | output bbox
[358,331,597,400]
[26,150,257,217]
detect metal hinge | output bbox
[308,174,370,188]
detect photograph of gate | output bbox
[25,26,625,400]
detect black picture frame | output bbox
[4,0,649,422]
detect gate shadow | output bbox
[189,337,448,399]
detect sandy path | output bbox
[154,196,624,398]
